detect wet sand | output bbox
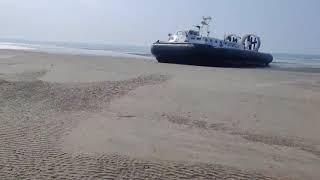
[1,49,320,179]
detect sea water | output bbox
[0,39,152,59]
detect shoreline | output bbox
[1,48,320,75]
[0,43,154,60]
[1,41,320,70]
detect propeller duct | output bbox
[241,34,261,51]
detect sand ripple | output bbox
[164,114,320,159]
[0,73,276,179]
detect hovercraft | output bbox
[151,17,273,67]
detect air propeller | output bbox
[241,34,261,51]
[225,34,241,43]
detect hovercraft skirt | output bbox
[151,43,273,67]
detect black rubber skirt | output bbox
[151,42,273,67]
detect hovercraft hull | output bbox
[151,42,273,67]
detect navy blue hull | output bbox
[151,43,273,67]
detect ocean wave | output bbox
[0,43,36,50]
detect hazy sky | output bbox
[0,0,319,54]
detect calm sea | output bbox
[1,39,320,70]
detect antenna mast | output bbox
[200,16,212,37]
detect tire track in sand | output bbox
[163,114,320,159]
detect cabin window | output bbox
[197,37,201,40]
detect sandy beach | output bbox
[1,49,320,179]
